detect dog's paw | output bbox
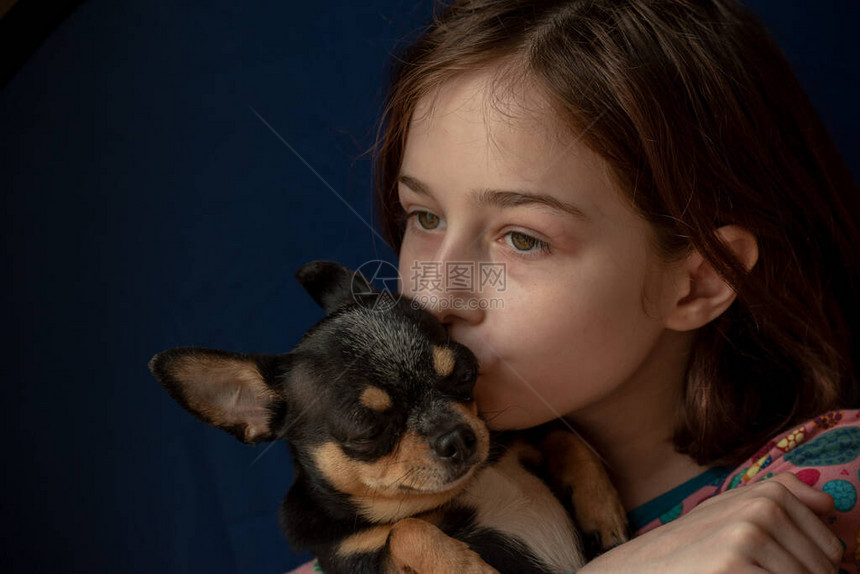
[573,485,629,553]
[388,518,500,574]
[580,512,629,557]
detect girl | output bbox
[292,0,860,571]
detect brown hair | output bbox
[372,0,860,466]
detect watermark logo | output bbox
[349,260,506,313]
[351,260,402,312]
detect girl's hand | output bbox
[579,473,843,574]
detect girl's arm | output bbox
[580,473,842,574]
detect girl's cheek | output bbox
[398,233,427,293]
[401,225,440,260]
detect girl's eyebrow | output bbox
[398,174,590,221]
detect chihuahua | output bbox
[149,261,627,574]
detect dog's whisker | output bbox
[480,406,518,424]
[393,466,420,489]
[249,436,285,467]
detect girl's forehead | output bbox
[410,65,567,143]
[401,66,657,244]
[404,71,614,207]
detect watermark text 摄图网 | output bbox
[410,261,507,294]
[408,261,507,311]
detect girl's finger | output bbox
[767,473,836,515]
[694,474,842,570]
[738,528,808,574]
[739,498,838,573]
[739,478,843,571]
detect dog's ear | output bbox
[295,260,376,314]
[149,347,287,444]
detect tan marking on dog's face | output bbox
[467,399,478,417]
[359,386,392,411]
[311,427,483,523]
[337,524,394,556]
[312,432,441,494]
[431,346,455,377]
[311,441,366,495]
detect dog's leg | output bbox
[386,517,499,574]
[541,430,628,553]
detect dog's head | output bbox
[149,261,489,521]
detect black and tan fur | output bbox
[149,261,627,573]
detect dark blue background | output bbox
[2,1,857,572]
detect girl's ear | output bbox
[665,225,759,332]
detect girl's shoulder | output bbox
[632,409,860,571]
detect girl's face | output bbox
[397,69,686,431]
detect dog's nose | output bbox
[432,425,477,463]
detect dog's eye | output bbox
[444,390,474,403]
[341,425,395,458]
[341,418,385,445]
[330,404,399,457]
[349,426,382,444]
[439,367,476,402]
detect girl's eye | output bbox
[504,231,551,255]
[413,211,441,230]
[403,207,551,257]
